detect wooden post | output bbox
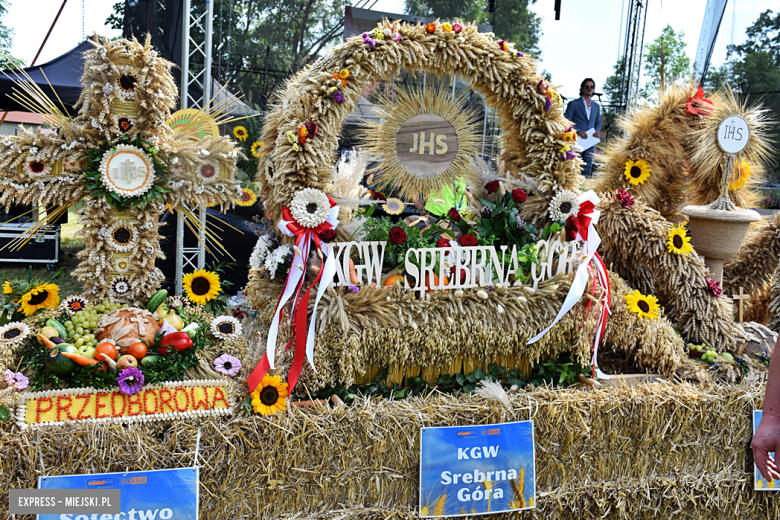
[732,286,749,323]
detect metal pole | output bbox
[180,0,191,110]
[197,0,215,271]
[260,46,270,113]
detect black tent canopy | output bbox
[0,40,91,114]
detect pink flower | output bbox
[214,354,242,377]
[615,188,635,209]
[706,279,722,298]
[4,369,28,391]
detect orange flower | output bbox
[426,23,436,33]
[338,69,350,79]
[298,125,309,139]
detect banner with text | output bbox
[38,467,198,520]
[419,421,535,517]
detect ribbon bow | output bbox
[528,190,610,376]
[247,197,340,393]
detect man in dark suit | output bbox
[564,78,603,177]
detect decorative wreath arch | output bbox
[258,20,582,228]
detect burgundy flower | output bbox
[304,122,319,138]
[371,190,386,201]
[615,188,635,209]
[459,234,478,247]
[511,189,527,203]
[450,265,467,284]
[436,238,450,248]
[544,97,552,112]
[388,226,406,245]
[706,279,722,298]
[320,228,337,242]
[565,215,580,241]
[485,181,500,193]
[447,207,461,222]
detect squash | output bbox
[383,274,406,288]
[44,348,78,377]
[424,273,448,293]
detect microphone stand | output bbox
[594,92,612,139]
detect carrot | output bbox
[37,334,58,349]
[348,258,359,285]
[61,351,101,366]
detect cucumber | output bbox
[46,319,68,339]
[140,355,162,367]
[44,348,78,377]
[146,289,168,312]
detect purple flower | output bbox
[4,369,28,391]
[214,354,242,377]
[362,32,375,48]
[544,97,552,112]
[517,52,524,57]
[615,188,635,208]
[333,90,345,104]
[348,285,359,293]
[117,366,144,396]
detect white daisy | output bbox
[0,322,30,343]
[62,295,89,316]
[115,65,139,100]
[249,235,272,270]
[24,158,51,177]
[289,188,331,228]
[110,275,131,299]
[210,316,242,340]
[265,245,291,279]
[102,83,114,96]
[107,221,138,252]
[548,189,580,221]
[197,160,219,182]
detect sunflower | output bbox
[108,222,138,252]
[0,321,30,343]
[3,281,11,294]
[183,269,221,305]
[19,283,60,316]
[666,224,693,255]
[383,197,405,215]
[236,188,257,207]
[250,141,264,158]
[250,374,288,415]
[624,159,651,185]
[233,126,249,141]
[625,289,660,320]
[729,160,751,191]
[210,316,242,339]
[62,295,89,315]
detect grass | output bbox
[0,207,84,296]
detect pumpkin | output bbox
[424,273,448,293]
[94,307,158,355]
[383,274,405,288]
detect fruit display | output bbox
[94,307,159,353]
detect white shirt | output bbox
[582,97,592,120]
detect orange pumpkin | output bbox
[424,273,448,293]
[383,274,405,288]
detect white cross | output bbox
[113,158,142,182]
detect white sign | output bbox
[328,236,583,296]
[717,115,750,154]
[99,145,156,198]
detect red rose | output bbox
[485,181,500,193]
[320,228,337,242]
[458,234,478,247]
[565,215,579,241]
[447,207,461,222]
[388,226,406,245]
[511,189,527,203]
[436,238,450,248]
[371,191,387,201]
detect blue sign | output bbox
[38,467,199,520]
[419,421,535,517]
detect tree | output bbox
[728,9,779,66]
[600,56,625,132]
[404,0,542,58]
[641,24,691,99]
[0,0,23,68]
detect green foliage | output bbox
[0,404,10,421]
[315,354,588,403]
[0,268,66,326]
[81,135,171,211]
[728,10,780,66]
[362,217,435,268]
[0,0,22,68]
[203,261,236,315]
[642,25,691,99]
[404,0,542,58]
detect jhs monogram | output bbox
[112,158,146,182]
[408,132,449,155]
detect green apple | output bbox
[37,327,59,343]
[719,352,734,361]
[117,355,138,370]
[78,345,96,359]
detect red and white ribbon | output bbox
[247,198,340,393]
[528,190,610,374]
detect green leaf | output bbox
[477,198,496,209]
[455,373,466,387]
[0,404,10,421]
[364,205,376,218]
[244,397,253,415]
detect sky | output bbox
[5,0,774,100]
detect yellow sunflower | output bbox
[250,141,264,158]
[233,126,248,141]
[624,158,651,186]
[625,289,660,320]
[666,224,693,255]
[236,188,257,207]
[250,374,288,415]
[182,269,221,306]
[3,281,12,294]
[728,160,751,191]
[19,283,60,316]
[383,197,405,215]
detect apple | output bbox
[38,327,60,344]
[117,355,138,370]
[78,345,96,359]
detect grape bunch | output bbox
[63,300,125,349]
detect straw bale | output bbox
[0,382,771,519]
